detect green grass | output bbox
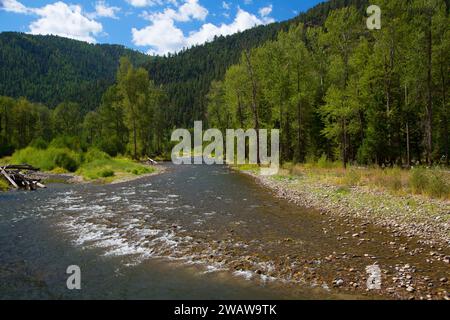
[5,146,155,184]
[276,161,450,200]
[0,177,9,191]
[10,146,81,172]
[76,157,154,181]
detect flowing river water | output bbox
[0,163,449,299]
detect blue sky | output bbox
[0,0,324,55]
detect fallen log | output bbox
[146,157,158,165]
[1,167,18,189]
[0,164,46,191]
[4,164,40,171]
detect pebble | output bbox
[334,279,344,287]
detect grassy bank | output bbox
[0,176,9,191]
[4,147,156,184]
[236,159,449,200]
[281,162,450,200]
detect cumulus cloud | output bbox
[1,1,103,43]
[92,1,120,19]
[259,4,272,18]
[143,0,207,22]
[0,0,30,13]
[125,0,177,7]
[30,2,103,43]
[133,2,274,55]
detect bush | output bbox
[425,172,449,199]
[99,169,115,178]
[0,177,9,191]
[410,168,428,194]
[54,152,79,172]
[0,143,14,157]
[11,147,81,172]
[317,154,329,168]
[342,169,361,187]
[374,169,403,192]
[29,138,48,150]
[49,136,82,151]
[84,148,111,163]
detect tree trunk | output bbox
[440,54,448,165]
[296,64,302,163]
[133,118,137,160]
[405,85,411,167]
[243,50,260,165]
[425,14,433,165]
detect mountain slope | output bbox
[0,32,148,112]
[145,0,369,126]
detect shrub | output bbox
[343,169,361,187]
[0,143,14,157]
[49,136,82,151]
[29,138,48,150]
[99,169,115,178]
[410,168,428,194]
[84,148,111,163]
[53,151,79,172]
[425,172,449,199]
[0,177,9,191]
[316,154,328,168]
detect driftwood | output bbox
[0,164,46,191]
[143,157,158,166]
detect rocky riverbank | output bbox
[221,167,450,300]
[239,169,449,247]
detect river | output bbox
[0,163,448,299]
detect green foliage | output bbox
[0,33,148,111]
[76,157,153,180]
[29,137,48,150]
[11,147,81,172]
[0,0,448,170]
[84,148,111,163]
[0,177,9,191]
[53,152,79,172]
[99,169,115,178]
[425,172,449,199]
[410,168,429,194]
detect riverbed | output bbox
[0,163,448,299]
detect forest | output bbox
[0,0,449,168]
[207,0,449,167]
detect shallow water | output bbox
[0,163,448,299]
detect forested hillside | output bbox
[207,0,449,166]
[145,0,370,127]
[0,32,148,112]
[0,0,370,125]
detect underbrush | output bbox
[280,158,449,200]
[7,146,154,182]
[0,177,9,191]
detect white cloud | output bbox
[222,1,230,10]
[0,0,29,13]
[145,0,207,23]
[259,4,272,18]
[93,1,120,19]
[133,6,274,55]
[1,1,103,43]
[125,0,177,7]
